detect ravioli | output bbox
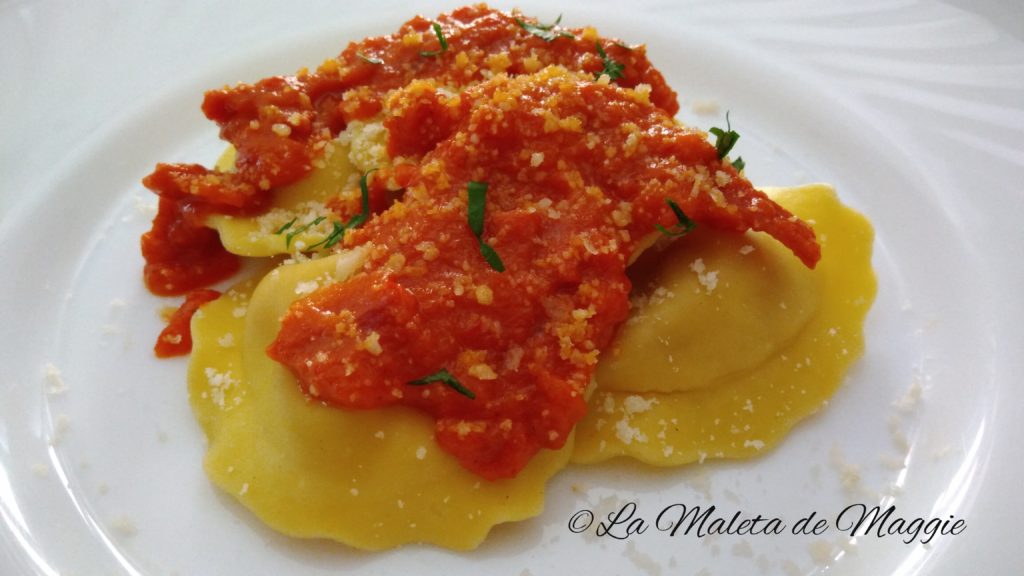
[604,220,820,394]
[572,184,876,465]
[205,119,390,257]
[189,249,572,550]
[189,183,872,548]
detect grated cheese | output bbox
[690,99,720,115]
[689,258,719,294]
[44,363,68,395]
[111,516,138,536]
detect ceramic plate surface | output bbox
[2,1,1022,574]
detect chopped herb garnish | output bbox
[356,52,383,65]
[655,199,697,238]
[467,181,487,237]
[420,22,449,57]
[349,168,376,229]
[307,168,378,251]
[407,368,476,399]
[466,181,506,272]
[516,14,574,42]
[285,216,326,248]
[478,240,506,272]
[709,111,740,160]
[594,42,625,82]
[307,220,347,250]
[732,156,746,172]
[274,217,298,235]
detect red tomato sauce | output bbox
[267,68,819,480]
[154,289,222,357]
[144,6,821,478]
[142,5,680,354]
[140,5,678,296]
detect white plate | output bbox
[2,1,1022,574]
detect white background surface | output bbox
[2,1,1023,574]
